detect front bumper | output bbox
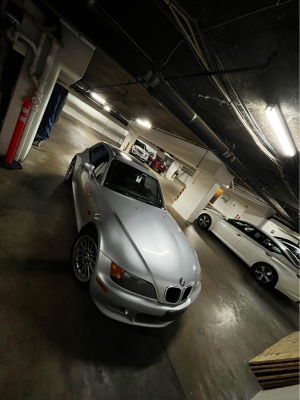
[89,251,201,327]
[130,149,148,162]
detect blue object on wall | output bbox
[36,83,68,140]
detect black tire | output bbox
[64,158,75,186]
[197,213,212,229]
[147,161,152,166]
[71,228,98,288]
[252,263,278,288]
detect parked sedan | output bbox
[197,210,299,302]
[64,142,201,327]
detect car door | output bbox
[79,144,109,224]
[212,218,244,249]
[86,155,110,216]
[235,228,291,270]
[234,226,269,265]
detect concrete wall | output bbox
[241,205,269,227]
[172,169,221,222]
[212,185,275,226]
[213,192,247,219]
[63,93,129,145]
[165,160,180,181]
[177,171,190,184]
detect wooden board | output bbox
[257,372,299,381]
[250,361,300,371]
[253,366,300,374]
[249,332,300,365]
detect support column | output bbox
[120,128,139,153]
[165,160,181,181]
[172,169,220,222]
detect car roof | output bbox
[104,143,156,178]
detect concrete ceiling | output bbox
[81,48,201,144]
[31,0,299,223]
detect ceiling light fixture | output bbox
[136,118,151,129]
[104,105,111,112]
[265,104,295,157]
[91,92,106,105]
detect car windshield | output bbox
[105,160,164,208]
[135,141,146,150]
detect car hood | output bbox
[102,187,200,298]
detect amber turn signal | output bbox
[110,262,125,279]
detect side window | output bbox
[254,234,282,254]
[90,144,109,168]
[230,220,255,234]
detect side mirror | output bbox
[83,162,95,178]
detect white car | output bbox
[197,209,299,302]
[130,139,150,163]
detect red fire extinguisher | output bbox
[0,97,32,170]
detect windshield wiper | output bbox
[106,184,132,198]
[134,195,160,208]
[106,183,161,207]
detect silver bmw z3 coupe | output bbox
[65,142,201,327]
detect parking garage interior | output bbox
[0,1,299,399]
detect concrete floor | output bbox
[0,112,298,400]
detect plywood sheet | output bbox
[249,332,300,365]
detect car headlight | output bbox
[110,262,156,300]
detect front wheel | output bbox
[252,263,278,288]
[197,213,211,229]
[71,228,98,287]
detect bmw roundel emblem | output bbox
[179,278,185,287]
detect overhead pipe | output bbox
[6,28,38,55]
[165,52,278,81]
[29,32,47,87]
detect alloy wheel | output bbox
[198,215,210,228]
[73,235,98,282]
[254,265,273,283]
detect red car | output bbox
[147,154,167,174]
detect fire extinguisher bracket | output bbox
[0,156,22,170]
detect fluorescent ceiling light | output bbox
[136,118,151,128]
[91,92,106,105]
[265,104,295,157]
[104,105,111,112]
